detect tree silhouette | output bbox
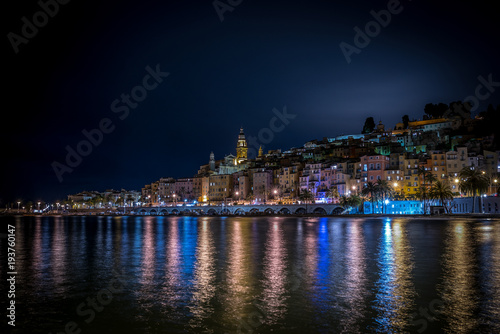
[458,167,489,213]
[325,186,340,203]
[429,181,454,213]
[417,167,437,214]
[402,115,409,129]
[361,182,378,213]
[361,117,375,134]
[424,103,448,119]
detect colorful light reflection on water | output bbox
[0,216,499,334]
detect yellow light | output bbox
[455,179,459,183]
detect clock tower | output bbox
[236,127,248,164]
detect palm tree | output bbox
[298,188,314,214]
[417,167,437,214]
[361,182,378,214]
[126,194,134,207]
[299,189,314,204]
[339,195,362,214]
[375,179,394,214]
[458,167,490,213]
[339,195,350,212]
[105,194,114,207]
[90,195,104,208]
[429,181,454,213]
[351,195,363,213]
[325,186,340,204]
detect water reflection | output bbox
[340,221,368,333]
[32,217,45,290]
[311,218,341,324]
[291,219,304,292]
[113,216,123,268]
[1,216,499,334]
[104,217,113,266]
[13,216,24,276]
[131,217,160,332]
[373,220,416,333]
[476,222,500,332]
[51,216,67,295]
[260,219,288,325]
[189,218,216,330]
[303,220,318,293]
[439,221,479,333]
[160,217,185,321]
[223,220,253,328]
[140,217,156,287]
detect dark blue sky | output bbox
[3,0,500,203]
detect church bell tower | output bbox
[236,127,248,164]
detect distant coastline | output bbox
[3,213,500,219]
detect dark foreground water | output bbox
[0,216,499,334]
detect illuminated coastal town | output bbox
[10,102,498,216]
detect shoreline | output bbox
[3,213,500,219]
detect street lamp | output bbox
[17,201,20,213]
[37,202,41,212]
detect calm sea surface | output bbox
[1,216,499,334]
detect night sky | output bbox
[3,0,500,203]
